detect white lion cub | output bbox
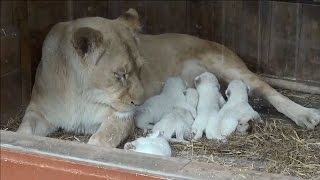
[152,88,199,143]
[213,80,262,140]
[134,77,189,132]
[192,72,225,140]
[124,131,172,157]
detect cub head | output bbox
[194,72,220,89]
[71,9,145,113]
[225,80,249,99]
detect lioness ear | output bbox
[72,27,103,58]
[117,8,141,31]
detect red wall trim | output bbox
[1,149,163,180]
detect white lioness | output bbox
[17,9,320,148]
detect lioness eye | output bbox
[114,72,128,81]
[124,73,129,79]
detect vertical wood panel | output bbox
[1,1,13,27]
[267,2,301,78]
[188,1,214,40]
[238,1,260,69]
[10,1,32,107]
[1,27,20,76]
[210,1,260,71]
[211,1,225,45]
[28,1,70,31]
[107,1,147,25]
[297,4,320,82]
[145,1,187,34]
[220,1,242,53]
[73,1,108,19]
[258,1,272,74]
[0,72,22,125]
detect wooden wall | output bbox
[1,0,320,122]
[25,0,320,83]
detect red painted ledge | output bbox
[0,130,299,180]
[1,149,162,180]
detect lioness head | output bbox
[71,9,145,112]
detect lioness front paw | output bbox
[87,134,113,148]
[292,108,320,129]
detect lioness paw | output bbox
[293,108,320,129]
[87,134,113,148]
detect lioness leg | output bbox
[16,110,56,136]
[88,115,134,148]
[242,71,320,129]
[202,55,320,129]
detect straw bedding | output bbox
[1,89,319,179]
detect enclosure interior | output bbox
[1,1,320,179]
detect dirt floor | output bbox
[1,88,320,179]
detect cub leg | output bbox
[242,71,320,129]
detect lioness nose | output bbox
[131,101,142,106]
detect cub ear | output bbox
[117,8,141,31]
[72,27,103,58]
[194,76,201,87]
[225,88,231,99]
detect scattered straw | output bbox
[171,119,320,179]
[1,89,319,179]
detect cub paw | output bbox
[124,142,136,151]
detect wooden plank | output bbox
[211,1,224,44]
[13,1,32,106]
[27,1,70,31]
[0,72,22,125]
[1,149,162,180]
[107,1,147,25]
[258,1,272,74]
[267,2,301,78]
[219,1,242,53]
[187,1,214,40]
[1,1,13,27]
[1,130,299,180]
[73,1,109,19]
[145,1,187,34]
[1,27,20,76]
[237,1,260,70]
[296,4,320,82]
[210,1,260,71]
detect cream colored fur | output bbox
[16,8,320,148]
[134,77,187,133]
[223,80,262,135]
[193,72,226,140]
[152,88,198,143]
[124,131,172,157]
